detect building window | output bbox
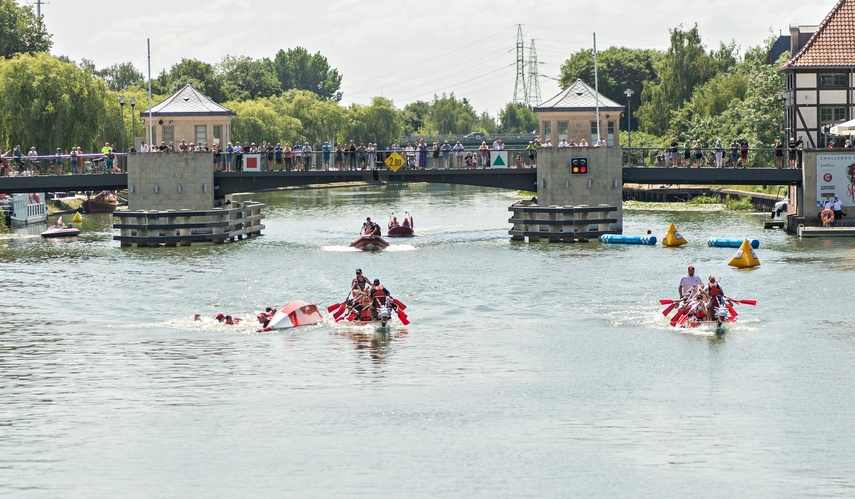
[590,121,599,144]
[820,107,847,124]
[607,121,616,146]
[195,125,207,145]
[162,125,174,143]
[557,121,568,142]
[542,121,551,140]
[819,74,846,87]
[213,125,222,145]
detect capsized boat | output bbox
[387,212,415,237]
[350,234,389,251]
[40,217,80,238]
[264,300,324,330]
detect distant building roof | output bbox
[534,79,623,113]
[140,84,235,117]
[781,0,855,69]
[767,35,791,64]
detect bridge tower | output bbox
[513,25,528,105]
[527,39,542,108]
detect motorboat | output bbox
[263,300,324,330]
[387,212,415,237]
[350,233,389,251]
[40,217,80,238]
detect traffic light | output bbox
[570,157,588,175]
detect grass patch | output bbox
[688,195,720,205]
[725,195,755,211]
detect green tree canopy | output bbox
[636,24,735,136]
[0,53,106,152]
[96,62,144,92]
[218,55,280,102]
[273,47,342,101]
[402,101,430,136]
[227,99,301,146]
[342,97,402,147]
[0,0,51,58]
[153,58,225,102]
[275,90,347,146]
[497,103,537,134]
[424,93,476,135]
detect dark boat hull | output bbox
[350,235,389,251]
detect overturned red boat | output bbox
[387,212,414,237]
[262,300,324,330]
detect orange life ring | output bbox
[821,209,835,224]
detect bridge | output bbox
[0,167,802,196]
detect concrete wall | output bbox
[536,146,623,229]
[127,154,215,211]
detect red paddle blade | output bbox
[669,310,685,327]
[327,302,342,313]
[662,302,677,316]
[392,298,407,311]
[736,299,756,306]
[659,299,676,305]
[726,305,738,319]
[396,309,410,325]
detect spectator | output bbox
[303,142,313,170]
[417,139,427,170]
[453,140,465,169]
[322,141,331,171]
[795,134,804,168]
[558,139,568,148]
[225,142,234,171]
[440,140,451,169]
[578,138,588,147]
[284,143,293,171]
[293,142,302,171]
[274,143,284,171]
[729,139,739,168]
[54,148,64,175]
[739,138,748,167]
[774,139,783,169]
[334,143,343,171]
[178,139,189,152]
[70,146,79,175]
[348,140,357,171]
[357,142,366,170]
[714,138,724,168]
[432,141,440,169]
[479,141,489,168]
[234,142,243,171]
[787,136,797,168]
[595,136,606,147]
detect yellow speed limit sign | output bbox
[384,151,405,172]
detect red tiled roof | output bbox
[781,0,855,68]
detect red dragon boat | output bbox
[387,212,415,237]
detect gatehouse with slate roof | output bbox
[139,84,236,150]
[534,79,623,147]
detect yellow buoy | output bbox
[72,211,83,223]
[662,223,687,247]
[728,239,761,268]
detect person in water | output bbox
[257,313,270,328]
[216,313,241,324]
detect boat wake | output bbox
[322,244,416,252]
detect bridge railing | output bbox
[623,147,792,169]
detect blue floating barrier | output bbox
[707,238,760,249]
[600,235,657,245]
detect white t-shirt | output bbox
[679,275,703,295]
[824,200,833,210]
[833,199,843,210]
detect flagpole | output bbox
[147,38,153,151]
[593,33,601,142]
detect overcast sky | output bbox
[34,0,838,115]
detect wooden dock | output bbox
[797,225,855,238]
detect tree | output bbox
[218,55,280,101]
[153,58,225,102]
[424,93,476,136]
[275,90,347,146]
[402,101,430,136]
[273,47,343,101]
[558,46,662,130]
[636,24,728,136]
[0,0,51,58]
[227,99,301,146]
[96,62,144,92]
[342,97,402,147]
[0,53,106,153]
[497,103,537,133]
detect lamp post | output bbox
[130,97,136,151]
[623,88,635,149]
[119,95,126,153]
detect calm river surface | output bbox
[1,184,854,498]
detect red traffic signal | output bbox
[571,157,588,175]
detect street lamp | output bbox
[119,95,126,153]
[130,97,136,151]
[623,88,635,149]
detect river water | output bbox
[1,184,854,498]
